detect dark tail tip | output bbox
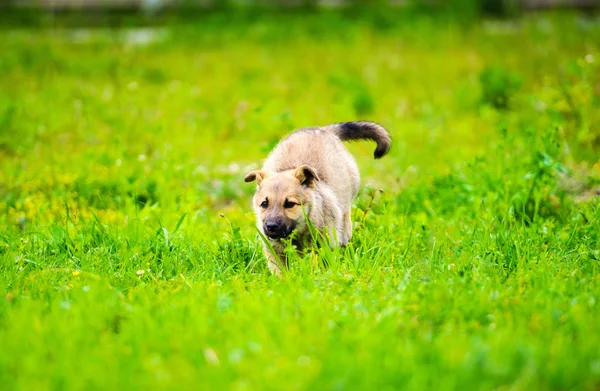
[374,144,388,159]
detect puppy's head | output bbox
[244,165,319,241]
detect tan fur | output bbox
[245,121,391,275]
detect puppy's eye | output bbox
[260,200,269,209]
[283,200,297,209]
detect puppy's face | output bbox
[245,165,319,241]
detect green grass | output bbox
[1,9,600,390]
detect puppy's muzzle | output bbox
[263,220,295,240]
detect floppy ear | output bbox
[294,165,319,188]
[244,170,267,185]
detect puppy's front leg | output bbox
[327,204,346,247]
[341,209,353,246]
[264,243,287,277]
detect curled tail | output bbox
[324,121,391,159]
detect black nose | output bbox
[265,222,280,233]
[263,220,295,240]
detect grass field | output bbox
[1,8,600,390]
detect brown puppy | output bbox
[244,121,391,275]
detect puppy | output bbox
[244,121,391,275]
